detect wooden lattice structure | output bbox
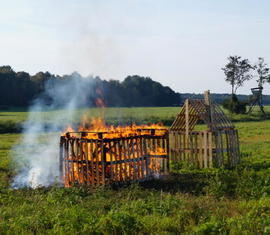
[60,130,169,187]
[169,91,240,168]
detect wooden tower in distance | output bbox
[247,86,266,116]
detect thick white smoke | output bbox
[12,75,93,188]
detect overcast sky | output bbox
[1,0,270,94]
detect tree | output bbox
[255,57,270,87]
[222,56,254,95]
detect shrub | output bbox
[204,169,238,198]
[222,94,247,114]
[0,121,21,133]
[97,210,143,234]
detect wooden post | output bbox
[194,132,198,168]
[203,131,208,168]
[90,141,94,186]
[85,142,90,185]
[208,132,213,167]
[185,99,189,140]
[108,141,114,182]
[204,90,214,131]
[199,132,203,168]
[95,140,100,186]
[101,140,106,185]
[122,138,128,181]
[70,140,75,185]
[131,138,136,181]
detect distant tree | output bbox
[31,71,52,93]
[222,56,254,95]
[0,65,15,75]
[255,57,270,87]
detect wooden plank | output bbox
[101,140,106,185]
[116,140,122,182]
[140,136,146,178]
[225,130,231,167]
[203,131,208,168]
[213,132,219,167]
[131,138,136,181]
[70,140,75,185]
[235,130,240,165]
[185,99,189,138]
[84,142,90,185]
[194,132,198,168]
[143,138,148,178]
[154,138,159,174]
[95,140,100,186]
[165,134,169,173]
[199,132,203,168]
[79,141,85,185]
[113,140,119,182]
[127,139,132,180]
[108,141,114,182]
[209,132,213,167]
[190,133,194,165]
[220,131,224,167]
[175,132,178,161]
[90,141,94,186]
[123,138,128,181]
[65,140,70,186]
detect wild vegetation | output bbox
[0,107,269,234]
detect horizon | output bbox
[1,0,270,94]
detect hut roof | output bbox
[170,91,234,132]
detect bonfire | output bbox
[60,117,169,187]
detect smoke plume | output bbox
[12,74,93,188]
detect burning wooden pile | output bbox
[60,118,169,187]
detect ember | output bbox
[60,118,169,187]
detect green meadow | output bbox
[0,107,269,234]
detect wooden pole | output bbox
[204,90,214,130]
[185,99,189,138]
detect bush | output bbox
[222,94,247,114]
[97,210,143,234]
[204,169,238,198]
[0,121,21,133]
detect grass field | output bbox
[0,107,270,234]
[1,105,270,133]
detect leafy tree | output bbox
[222,56,254,95]
[255,57,270,87]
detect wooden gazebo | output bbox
[169,91,240,168]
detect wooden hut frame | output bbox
[169,91,240,168]
[60,132,169,187]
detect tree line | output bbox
[0,66,181,108]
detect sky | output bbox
[1,0,270,94]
